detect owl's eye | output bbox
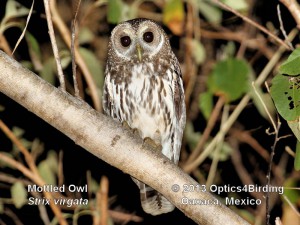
[120,36,131,47]
[143,32,154,43]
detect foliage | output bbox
[270,48,300,170]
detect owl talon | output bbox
[143,137,162,151]
[122,121,140,136]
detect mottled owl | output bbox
[102,18,186,216]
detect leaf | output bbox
[287,120,300,143]
[270,74,300,121]
[12,126,25,137]
[282,178,300,204]
[11,182,27,209]
[199,92,213,120]
[25,32,42,71]
[107,0,123,24]
[78,27,95,45]
[46,150,58,174]
[197,0,222,24]
[38,160,56,185]
[191,39,206,65]
[279,48,300,76]
[294,141,300,170]
[223,0,248,11]
[4,0,31,21]
[251,87,276,121]
[79,47,104,88]
[209,58,250,102]
[40,58,56,84]
[184,122,201,150]
[163,0,185,35]
[209,142,233,161]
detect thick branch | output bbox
[0,51,249,225]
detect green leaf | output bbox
[78,27,95,45]
[46,150,58,174]
[197,0,222,24]
[40,58,56,84]
[25,32,42,71]
[184,122,201,150]
[4,0,30,21]
[223,0,248,11]
[295,141,300,170]
[209,142,233,161]
[12,126,25,137]
[163,0,185,35]
[11,182,27,209]
[270,74,300,121]
[107,0,123,24]
[79,47,104,88]
[223,41,236,58]
[199,92,213,120]
[279,48,300,76]
[38,160,56,185]
[282,178,300,204]
[209,58,249,102]
[287,120,300,143]
[191,39,206,65]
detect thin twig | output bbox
[100,176,109,225]
[206,104,229,187]
[252,82,277,133]
[282,195,300,217]
[212,0,292,50]
[184,2,196,107]
[0,120,39,175]
[279,0,300,29]
[71,0,81,97]
[43,0,66,90]
[12,0,35,54]
[266,120,281,225]
[185,96,225,164]
[49,0,101,111]
[277,4,294,50]
[0,153,68,225]
[183,29,298,173]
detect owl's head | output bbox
[108,18,171,63]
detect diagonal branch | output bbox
[0,50,249,225]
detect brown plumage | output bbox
[103,18,186,215]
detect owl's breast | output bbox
[112,63,175,143]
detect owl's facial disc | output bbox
[111,25,136,60]
[136,22,164,59]
[110,20,166,61]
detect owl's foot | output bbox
[143,137,162,152]
[122,121,139,135]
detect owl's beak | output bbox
[136,44,143,62]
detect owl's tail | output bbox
[132,178,175,216]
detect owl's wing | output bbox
[102,72,116,118]
[171,59,186,165]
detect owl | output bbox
[102,18,186,216]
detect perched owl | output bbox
[102,18,186,216]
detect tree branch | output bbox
[0,50,249,225]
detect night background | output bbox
[0,0,300,224]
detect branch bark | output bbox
[0,50,249,225]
